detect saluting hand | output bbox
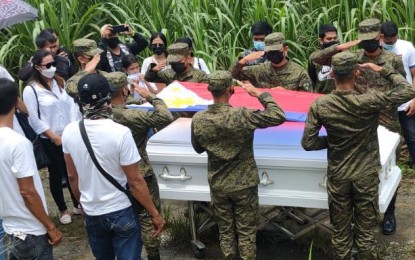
[358,63,383,72]
[133,83,150,98]
[237,80,262,97]
[240,51,265,64]
[85,54,101,73]
[337,39,361,51]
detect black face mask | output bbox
[107,37,119,49]
[267,51,284,64]
[359,39,379,53]
[151,44,165,55]
[321,40,339,49]
[171,62,186,74]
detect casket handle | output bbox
[260,171,274,186]
[319,175,327,188]
[159,166,192,181]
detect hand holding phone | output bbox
[111,25,129,33]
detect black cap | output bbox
[77,74,115,104]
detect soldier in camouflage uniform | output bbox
[301,51,415,260]
[231,32,312,91]
[106,72,174,260]
[310,18,406,236]
[191,71,286,260]
[65,39,107,99]
[308,24,338,94]
[144,42,208,85]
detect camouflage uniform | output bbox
[239,48,266,66]
[106,72,174,259]
[309,20,406,133]
[308,50,336,94]
[65,39,106,98]
[231,32,312,91]
[301,52,415,259]
[191,71,286,260]
[144,43,208,85]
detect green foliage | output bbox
[1,0,414,77]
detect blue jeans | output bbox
[7,233,53,260]
[0,219,4,260]
[85,206,142,260]
[399,111,415,165]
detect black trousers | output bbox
[41,138,78,212]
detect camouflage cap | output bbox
[358,18,381,41]
[332,51,358,74]
[73,39,103,56]
[167,43,190,63]
[264,32,284,52]
[103,72,128,90]
[207,70,232,91]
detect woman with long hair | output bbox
[22,50,80,224]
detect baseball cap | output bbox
[77,74,115,104]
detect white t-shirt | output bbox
[22,80,81,137]
[192,57,210,74]
[62,119,141,216]
[141,56,169,75]
[387,39,415,111]
[0,65,14,81]
[0,127,48,236]
[12,114,25,136]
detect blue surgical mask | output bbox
[382,43,396,51]
[253,41,266,51]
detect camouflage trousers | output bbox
[211,186,259,260]
[139,174,161,257]
[327,173,380,260]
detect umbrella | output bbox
[0,0,38,29]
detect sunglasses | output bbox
[40,61,57,69]
[151,44,164,48]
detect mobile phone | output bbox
[112,25,129,33]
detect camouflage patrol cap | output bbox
[73,39,103,56]
[103,72,128,90]
[332,51,358,74]
[264,32,284,52]
[358,19,381,40]
[207,70,232,91]
[167,43,190,63]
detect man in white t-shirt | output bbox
[380,21,415,235]
[0,78,62,259]
[62,73,165,259]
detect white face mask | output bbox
[40,66,56,79]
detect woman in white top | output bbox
[175,36,211,74]
[22,50,80,225]
[141,32,169,91]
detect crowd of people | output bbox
[0,16,414,260]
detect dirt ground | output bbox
[39,170,415,260]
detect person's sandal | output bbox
[59,213,72,225]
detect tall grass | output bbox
[0,0,414,77]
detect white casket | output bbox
[147,118,401,213]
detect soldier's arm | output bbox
[196,71,208,83]
[307,59,318,87]
[298,70,313,92]
[309,44,339,66]
[143,93,174,128]
[301,102,328,151]
[238,81,286,128]
[191,120,205,154]
[393,55,406,78]
[144,66,171,85]
[231,52,264,84]
[65,70,89,98]
[358,64,415,110]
